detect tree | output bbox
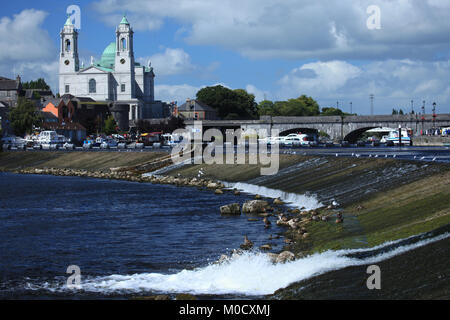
[196,85,258,119]
[257,95,320,117]
[104,115,118,135]
[22,78,50,90]
[257,100,277,116]
[9,98,42,136]
[321,107,345,116]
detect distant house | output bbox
[42,95,110,135]
[177,99,218,120]
[24,89,54,108]
[0,76,23,108]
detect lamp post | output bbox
[350,102,353,114]
[432,102,436,132]
[398,124,402,147]
[421,101,425,135]
[370,94,374,115]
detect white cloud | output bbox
[138,48,195,76]
[246,84,270,102]
[155,84,201,104]
[92,0,450,60]
[275,60,450,114]
[0,9,55,61]
[278,61,362,98]
[0,9,58,92]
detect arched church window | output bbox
[89,79,96,93]
[121,38,126,51]
[65,39,71,52]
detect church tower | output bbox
[59,16,79,75]
[115,16,135,100]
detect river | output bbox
[0,172,448,299]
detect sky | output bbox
[1,0,450,115]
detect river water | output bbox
[0,173,448,299]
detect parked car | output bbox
[1,135,27,150]
[83,138,94,149]
[100,138,118,149]
[282,137,302,147]
[63,142,75,150]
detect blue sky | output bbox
[1,0,450,115]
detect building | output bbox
[42,95,111,135]
[0,76,23,108]
[59,15,166,123]
[177,99,218,120]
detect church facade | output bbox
[59,16,166,122]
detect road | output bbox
[4,145,450,163]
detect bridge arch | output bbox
[343,126,399,143]
[279,127,319,137]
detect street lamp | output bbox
[432,102,437,133]
[421,101,425,135]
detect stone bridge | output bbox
[185,113,450,142]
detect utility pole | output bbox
[350,102,353,114]
[411,100,414,114]
[421,100,425,135]
[370,94,374,115]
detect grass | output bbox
[0,151,168,171]
[289,170,450,254]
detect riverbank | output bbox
[1,151,449,299]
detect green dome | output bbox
[98,42,116,69]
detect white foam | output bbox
[64,232,449,296]
[226,182,322,210]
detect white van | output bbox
[386,129,412,146]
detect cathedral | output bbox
[59,15,166,122]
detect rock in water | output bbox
[255,194,262,200]
[242,200,269,214]
[214,189,224,195]
[220,203,241,215]
[240,235,254,250]
[260,244,272,251]
[276,251,295,263]
[273,198,284,205]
